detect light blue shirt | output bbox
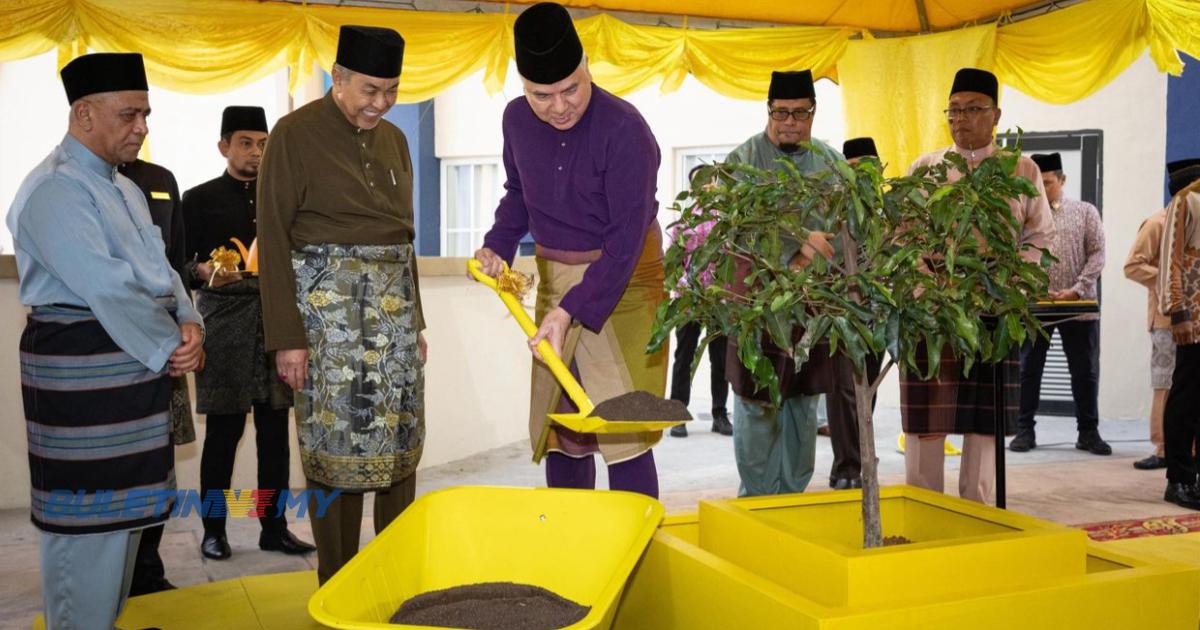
[7,134,202,371]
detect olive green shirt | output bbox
[257,90,424,351]
[725,131,846,264]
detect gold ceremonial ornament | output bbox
[207,246,242,287]
[230,237,259,273]
[496,268,534,300]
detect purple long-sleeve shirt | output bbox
[482,86,661,331]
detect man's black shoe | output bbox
[201,533,231,560]
[1134,455,1167,470]
[670,423,688,438]
[259,529,316,555]
[830,477,862,490]
[1164,482,1200,510]
[711,409,733,436]
[1075,430,1112,456]
[1008,429,1036,452]
[129,577,176,597]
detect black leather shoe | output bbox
[1008,429,1036,452]
[1134,455,1168,470]
[1164,482,1200,510]
[201,533,231,560]
[670,423,688,438]
[1076,430,1112,456]
[830,477,862,490]
[260,529,316,555]
[128,577,176,597]
[711,409,733,436]
[816,424,831,437]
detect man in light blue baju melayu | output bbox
[6,52,204,630]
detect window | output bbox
[441,158,504,257]
[676,146,734,198]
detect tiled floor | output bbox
[0,403,1187,630]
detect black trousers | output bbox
[1018,320,1100,432]
[670,321,729,412]
[826,353,882,481]
[1165,342,1200,485]
[128,523,166,595]
[200,403,291,536]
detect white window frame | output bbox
[439,156,504,257]
[675,145,735,200]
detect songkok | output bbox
[1031,153,1063,173]
[950,67,998,102]
[60,53,148,104]
[221,106,268,137]
[768,70,815,101]
[843,137,878,160]
[514,3,584,85]
[336,25,405,78]
[1168,158,1200,197]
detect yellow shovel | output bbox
[468,259,690,434]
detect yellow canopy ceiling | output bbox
[479,0,1043,31]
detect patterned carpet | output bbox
[1076,512,1200,541]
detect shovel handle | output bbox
[467,259,595,415]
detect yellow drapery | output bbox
[839,27,996,177]
[0,0,1196,164]
[578,14,854,96]
[4,0,1194,103]
[837,0,1200,175]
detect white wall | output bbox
[140,70,291,194]
[1002,53,1167,421]
[0,51,291,252]
[0,53,62,254]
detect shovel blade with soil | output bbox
[550,390,692,434]
[469,259,690,434]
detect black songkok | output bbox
[768,70,816,101]
[1168,158,1200,197]
[514,3,584,85]
[950,67,998,102]
[220,106,268,137]
[843,137,878,160]
[60,53,148,104]
[336,25,405,78]
[1031,152,1064,173]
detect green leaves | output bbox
[648,140,1049,407]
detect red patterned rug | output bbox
[1075,513,1200,542]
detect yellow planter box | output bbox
[309,486,663,630]
[699,485,1086,608]
[612,486,1199,629]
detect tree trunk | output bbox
[856,371,883,548]
[841,226,883,548]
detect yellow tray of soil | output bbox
[308,486,664,629]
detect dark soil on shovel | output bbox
[882,535,913,546]
[587,390,692,422]
[390,582,590,629]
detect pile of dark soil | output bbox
[390,582,590,629]
[587,390,692,422]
